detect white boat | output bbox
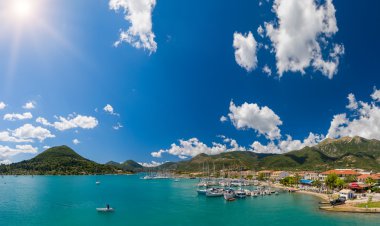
[206,188,224,197]
[96,208,114,212]
[224,189,235,201]
[197,188,207,195]
[96,181,101,185]
[235,190,246,198]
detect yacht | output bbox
[235,189,247,198]
[206,188,224,197]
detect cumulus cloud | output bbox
[151,136,247,159]
[138,161,166,167]
[4,112,33,121]
[109,0,157,53]
[72,139,80,145]
[228,101,282,140]
[103,104,119,116]
[371,87,380,102]
[346,93,358,110]
[0,159,12,165]
[22,102,35,109]
[0,131,32,143]
[262,65,272,76]
[151,149,166,158]
[327,88,380,140]
[220,115,228,122]
[265,0,343,78]
[12,124,55,142]
[36,115,98,131]
[0,144,38,158]
[251,133,324,153]
[233,31,258,72]
[0,102,6,110]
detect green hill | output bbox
[0,145,127,175]
[106,160,144,172]
[155,136,380,172]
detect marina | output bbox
[1,175,380,226]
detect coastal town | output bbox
[186,168,380,213]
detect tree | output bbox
[257,173,265,181]
[294,173,301,187]
[325,173,339,190]
[335,178,345,190]
[365,177,376,187]
[312,180,322,188]
[344,175,357,183]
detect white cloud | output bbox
[113,122,123,130]
[152,136,247,159]
[12,124,55,142]
[251,132,324,153]
[220,115,228,122]
[0,144,38,158]
[262,65,272,76]
[0,131,32,143]
[151,149,166,158]
[233,31,258,72]
[265,0,343,78]
[109,0,157,53]
[22,101,35,109]
[257,25,264,38]
[346,93,358,110]
[371,87,380,102]
[228,101,282,140]
[103,104,119,116]
[4,112,33,121]
[0,102,6,110]
[36,115,98,131]
[36,117,52,126]
[72,139,80,145]
[138,161,166,167]
[327,89,380,140]
[151,138,226,158]
[43,146,50,149]
[0,159,12,165]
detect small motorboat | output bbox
[197,188,207,195]
[96,208,114,212]
[96,181,101,185]
[224,189,235,200]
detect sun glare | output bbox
[12,0,34,19]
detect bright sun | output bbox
[12,0,34,19]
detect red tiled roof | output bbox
[358,174,380,180]
[321,169,359,175]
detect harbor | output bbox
[2,174,380,226]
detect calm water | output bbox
[0,175,379,226]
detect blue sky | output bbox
[0,0,379,166]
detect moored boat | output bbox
[224,188,235,200]
[235,189,246,199]
[206,188,224,197]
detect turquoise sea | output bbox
[0,175,379,226]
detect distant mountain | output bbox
[153,151,275,173]
[106,160,143,172]
[154,136,380,172]
[0,145,128,175]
